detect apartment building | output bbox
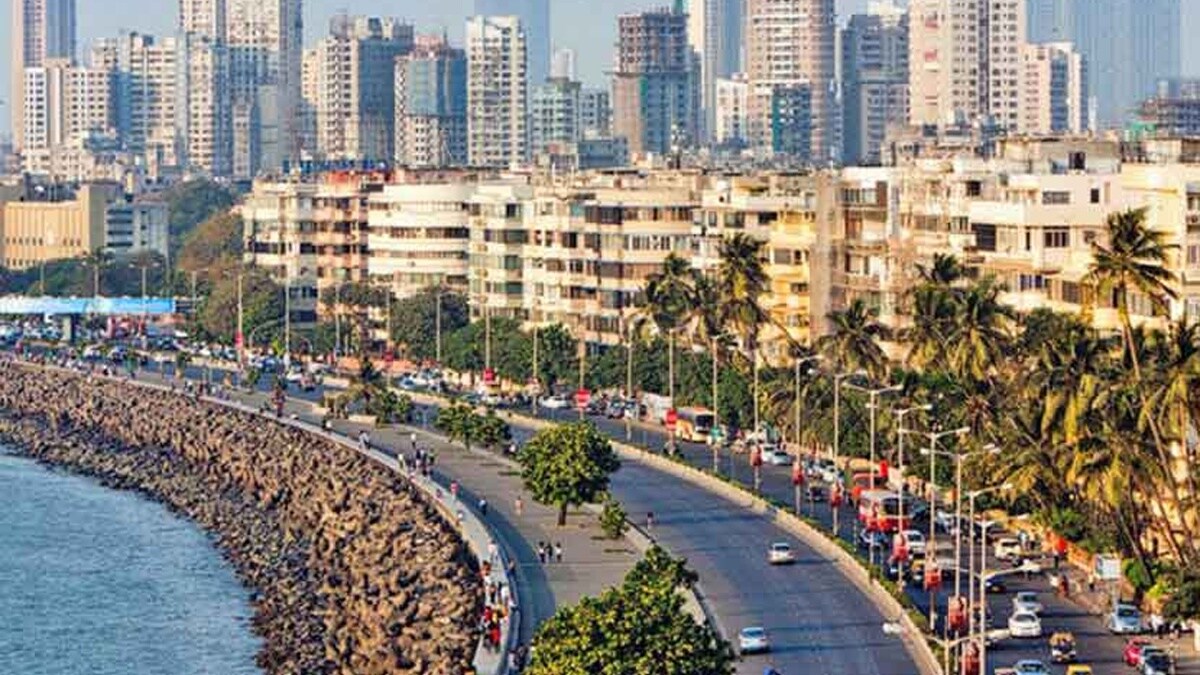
[841,2,909,165]
[467,182,534,322]
[530,78,582,156]
[394,36,468,167]
[466,16,529,168]
[21,59,114,160]
[1020,42,1088,135]
[367,180,474,298]
[713,75,749,149]
[90,33,182,171]
[241,171,379,329]
[611,7,698,158]
[11,0,77,152]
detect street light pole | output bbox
[912,426,970,630]
[845,382,903,492]
[435,288,442,364]
[625,318,634,441]
[892,404,931,587]
[829,370,864,537]
[712,335,720,472]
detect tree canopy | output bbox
[518,422,620,526]
[527,545,734,675]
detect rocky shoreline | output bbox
[0,363,481,675]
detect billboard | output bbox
[0,297,177,316]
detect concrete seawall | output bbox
[0,362,486,675]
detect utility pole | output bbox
[236,272,244,369]
[435,289,443,364]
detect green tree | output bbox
[518,422,620,526]
[599,494,629,540]
[176,211,243,287]
[165,179,237,253]
[389,287,469,362]
[643,253,697,412]
[436,403,478,450]
[819,298,891,379]
[197,269,283,346]
[527,546,734,675]
[476,409,512,450]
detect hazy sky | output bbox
[1,0,1198,129]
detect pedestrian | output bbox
[410,431,417,450]
[514,495,524,516]
[554,542,563,563]
[1173,620,1183,642]
[537,542,546,564]
[646,511,655,531]
[508,649,520,672]
[1087,571,1096,594]
[450,480,459,499]
[479,497,489,516]
[488,541,498,564]
[358,430,370,452]
[488,621,501,648]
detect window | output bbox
[1090,188,1100,204]
[972,222,997,251]
[1042,191,1070,205]
[1044,228,1069,248]
[1069,152,1086,171]
[1188,244,1200,267]
[966,180,982,197]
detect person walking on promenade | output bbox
[554,542,563,563]
[479,497,489,516]
[410,431,418,451]
[646,511,655,531]
[537,542,546,564]
[514,495,524,516]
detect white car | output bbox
[539,394,571,410]
[1008,612,1042,638]
[763,446,793,466]
[994,537,1023,560]
[738,626,770,654]
[768,542,795,565]
[1012,659,1050,675]
[935,509,958,534]
[899,530,927,556]
[1012,591,1043,615]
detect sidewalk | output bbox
[231,387,638,646]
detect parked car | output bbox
[1012,591,1044,615]
[994,537,1024,561]
[984,574,1008,594]
[1009,612,1043,638]
[763,446,793,466]
[935,509,959,533]
[738,626,770,654]
[768,542,795,565]
[539,394,571,410]
[1142,652,1172,675]
[1106,604,1143,635]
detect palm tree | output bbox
[818,298,891,380]
[947,277,1016,382]
[905,284,955,371]
[644,253,697,421]
[79,249,113,297]
[717,233,770,433]
[1083,208,1178,380]
[917,253,965,286]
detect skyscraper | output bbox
[466,15,528,167]
[179,0,233,176]
[531,77,581,155]
[744,0,835,162]
[91,33,182,169]
[226,0,303,176]
[474,0,549,84]
[841,1,908,165]
[1019,42,1088,135]
[611,6,698,158]
[313,15,415,162]
[1027,0,1180,127]
[688,0,743,142]
[395,35,468,167]
[908,0,1026,132]
[11,0,77,151]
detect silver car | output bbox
[738,626,770,654]
[1106,604,1143,634]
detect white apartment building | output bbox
[743,0,836,161]
[466,16,529,168]
[10,0,77,152]
[368,183,473,297]
[468,182,535,321]
[395,37,468,167]
[1020,42,1088,135]
[90,33,182,170]
[104,199,169,260]
[530,78,581,156]
[714,75,749,149]
[22,59,114,161]
[313,16,415,162]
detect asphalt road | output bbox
[60,355,1192,674]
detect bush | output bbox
[600,494,629,540]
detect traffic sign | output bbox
[484,367,496,384]
[575,388,590,408]
[665,408,678,430]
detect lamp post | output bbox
[844,381,904,492]
[892,404,932,587]
[625,315,635,441]
[826,369,866,537]
[966,483,1013,642]
[709,332,733,472]
[922,443,1001,600]
[903,425,970,630]
[975,510,1028,675]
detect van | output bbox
[994,537,1023,561]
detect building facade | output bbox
[687,0,743,143]
[713,75,749,149]
[367,181,474,297]
[0,182,115,270]
[474,0,550,85]
[841,3,909,165]
[531,78,582,156]
[10,0,77,152]
[744,0,835,162]
[395,37,468,168]
[466,16,529,168]
[611,7,698,159]
[1019,42,1088,135]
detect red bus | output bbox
[857,490,913,534]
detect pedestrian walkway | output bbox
[231,388,637,646]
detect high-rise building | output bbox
[313,15,415,162]
[580,88,612,139]
[531,77,582,155]
[611,6,698,158]
[179,0,233,176]
[1020,42,1088,135]
[744,0,835,162]
[466,15,529,167]
[474,0,550,84]
[92,33,182,170]
[908,0,1026,132]
[1136,79,1200,138]
[550,48,576,81]
[21,58,113,156]
[226,0,303,177]
[841,1,908,165]
[1027,0,1180,127]
[688,0,743,142]
[11,0,77,151]
[299,47,319,156]
[714,74,749,148]
[395,36,468,167]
